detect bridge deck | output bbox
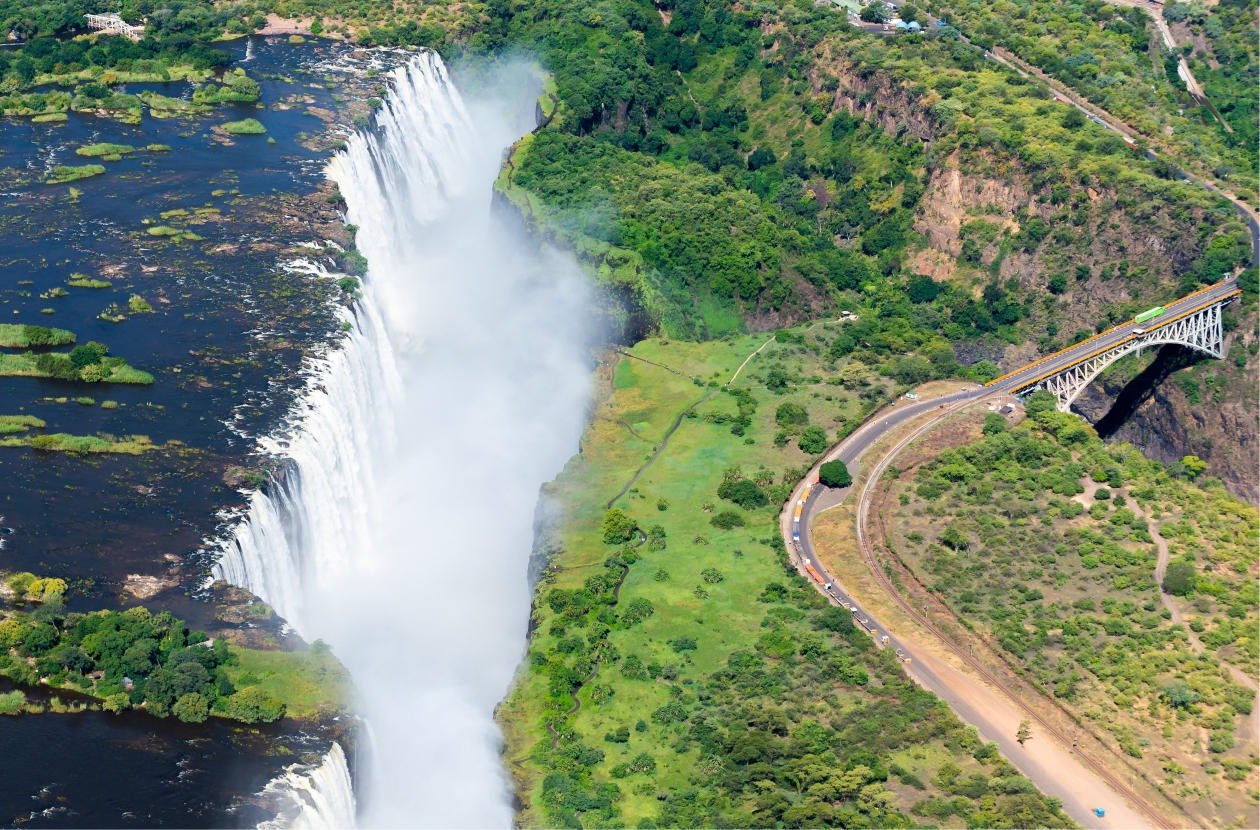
[988,279,1241,393]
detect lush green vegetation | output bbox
[0,415,45,435]
[499,333,1074,828]
[0,430,172,455]
[0,341,153,384]
[883,391,1258,821]
[1183,0,1259,171]
[46,164,104,184]
[222,117,267,135]
[76,143,135,158]
[489,0,1243,349]
[194,69,262,104]
[66,274,112,288]
[0,597,292,724]
[0,323,75,348]
[921,0,1258,203]
[225,641,354,721]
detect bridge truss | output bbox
[1014,298,1235,412]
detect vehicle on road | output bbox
[1094,808,1106,818]
[1132,327,1145,335]
[1135,306,1166,323]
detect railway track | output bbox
[851,404,1177,830]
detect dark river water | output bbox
[0,36,380,827]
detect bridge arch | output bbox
[1013,301,1229,412]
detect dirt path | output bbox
[726,334,776,387]
[605,389,715,508]
[1129,493,1259,693]
[852,409,1171,829]
[1073,478,1258,693]
[787,398,1171,828]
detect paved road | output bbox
[989,277,1242,395]
[778,391,1163,829]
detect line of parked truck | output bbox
[791,478,911,664]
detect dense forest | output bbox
[2,0,1251,348]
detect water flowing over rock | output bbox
[213,51,593,825]
[257,743,357,829]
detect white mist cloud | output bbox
[306,55,594,827]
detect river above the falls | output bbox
[0,36,390,827]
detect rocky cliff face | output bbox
[811,51,1257,501]
[1074,309,1259,504]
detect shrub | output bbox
[222,118,266,135]
[717,479,768,509]
[102,693,130,713]
[775,402,809,428]
[173,692,210,723]
[1163,558,1197,596]
[798,426,828,454]
[711,510,745,529]
[20,325,74,346]
[35,352,81,380]
[938,525,969,551]
[621,654,649,680]
[226,686,285,723]
[982,413,1007,435]
[668,636,697,653]
[818,460,852,488]
[815,606,855,634]
[1161,681,1199,708]
[0,690,25,714]
[69,341,108,368]
[602,508,638,544]
[622,598,655,625]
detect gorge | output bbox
[215,52,595,825]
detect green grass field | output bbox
[226,645,354,721]
[497,326,1076,828]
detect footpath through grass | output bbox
[881,394,1260,826]
[497,326,1076,829]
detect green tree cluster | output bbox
[0,604,285,724]
[527,530,1075,828]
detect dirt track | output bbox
[785,396,1168,829]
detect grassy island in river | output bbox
[0,580,351,725]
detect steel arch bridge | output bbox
[990,280,1242,412]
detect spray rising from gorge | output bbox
[214,52,594,825]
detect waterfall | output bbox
[214,51,594,826]
[213,282,400,632]
[257,743,357,830]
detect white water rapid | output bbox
[215,52,594,826]
[257,743,357,829]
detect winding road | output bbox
[778,388,1171,829]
